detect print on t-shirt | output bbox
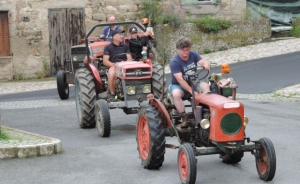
[182,62,196,81]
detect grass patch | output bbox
[0,131,10,140]
[13,71,27,80]
[290,25,300,38]
[36,60,51,79]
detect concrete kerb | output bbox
[0,126,62,159]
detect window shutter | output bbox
[0,12,10,56]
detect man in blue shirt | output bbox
[169,37,210,128]
[99,16,123,42]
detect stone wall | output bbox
[154,18,271,63]
[0,0,247,80]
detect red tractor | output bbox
[56,34,111,100]
[136,63,276,184]
[74,20,166,137]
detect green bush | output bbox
[140,0,162,27]
[0,131,10,140]
[157,11,184,28]
[186,16,232,32]
[204,48,211,54]
[291,26,300,37]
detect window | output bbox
[0,11,10,56]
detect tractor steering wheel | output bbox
[111,53,137,63]
[183,65,209,83]
[97,36,106,42]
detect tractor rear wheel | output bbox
[75,68,96,128]
[136,105,165,169]
[152,62,167,99]
[220,151,244,164]
[256,137,276,181]
[56,70,69,100]
[95,99,111,137]
[178,143,197,184]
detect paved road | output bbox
[1,100,300,184]
[0,51,299,102]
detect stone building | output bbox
[0,0,246,80]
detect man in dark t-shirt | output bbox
[103,29,132,101]
[169,37,210,128]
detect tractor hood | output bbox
[196,93,245,142]
[74,38,110,57]
[89,41,110,57]
[195,93,240,108]
[115,61,152,80]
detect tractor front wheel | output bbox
[136,105,165,169]
[75,68,96,128]
[95,99,111,137]
[177,143,197,184]
[56,70,69,100]
[255,137,276,181]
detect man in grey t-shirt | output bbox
[169,37,210,128]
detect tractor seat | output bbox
[182,93,192,101]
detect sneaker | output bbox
[108,95,118,102]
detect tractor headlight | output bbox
[127,86,135,95]
[244,116,249,126]
[142,84,151,93]
[73,56,78,61]
[200,119,210,129]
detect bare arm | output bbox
[126,54,132,61]
[198,59,210,70]
[103,55,115,67]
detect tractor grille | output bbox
[221,113,242,135]
[124,79,151,101]
[125,68,151,78]
[71,47,88,71]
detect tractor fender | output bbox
[149,99,172,128]
[86,63,102,94]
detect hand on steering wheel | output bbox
[183,65,209,82]
[97,37,105,42]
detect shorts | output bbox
[168,84,199,97]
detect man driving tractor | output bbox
[169,37,210,128]
[84,29,132,102]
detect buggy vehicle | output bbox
[75,19,167,137]
[136,63,276,184]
